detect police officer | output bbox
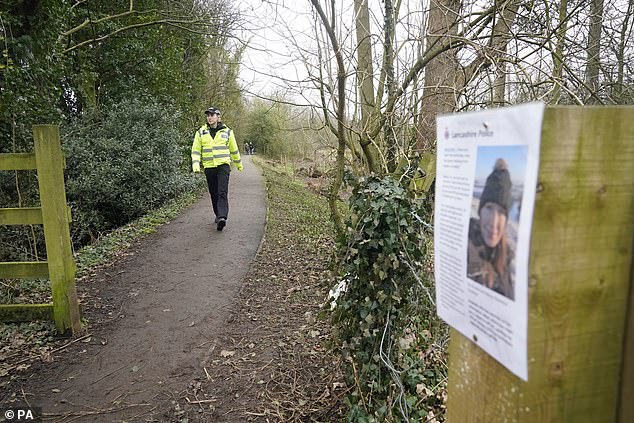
[191,107,243,231]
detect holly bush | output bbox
[330,173,447,422]
[62,98,202,245]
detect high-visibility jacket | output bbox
[191,123,243,171]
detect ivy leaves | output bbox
[331,174,445,422]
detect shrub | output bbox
[63,98,201,245]
[330,174,447,422]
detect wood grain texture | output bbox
[0,304,54,322]
[0,207,71,225]
[0,208,44,225]
[0,153,36,170]
[447,107,634,423]
[0,262,49,279]
[33,125,81,335]
[619,250,634,423]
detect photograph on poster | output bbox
[467,145,527,301]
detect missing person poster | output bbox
[434,103,544,381]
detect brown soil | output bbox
[0,156,344,422]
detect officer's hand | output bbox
[192,162,201,173]
[237,164,243,172]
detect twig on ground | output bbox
[43,403,152,422]
[50,333,93,354]
[92,364,126,384]
[185,398,217,404]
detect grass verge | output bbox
[169,157,346,422]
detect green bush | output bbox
[63,98,201,245]
[330,174,447,422]
[0,170,42,261]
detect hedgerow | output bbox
[62,98,202,246]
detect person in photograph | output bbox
[467,158,515,300]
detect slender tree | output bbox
[353,0,380,173]
[585,0,604,103]
[309,0,348,235]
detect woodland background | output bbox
[1,0,632,420]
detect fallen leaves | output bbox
[162,163,347,421]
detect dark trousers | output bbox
[204,164,231,220]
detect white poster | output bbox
[434,103,544,381]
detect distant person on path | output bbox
[191,107,243,231]
[467,158,515,300]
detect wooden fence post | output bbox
[446,107,634,422]
[620,268,634,423]
[33,125,81,335]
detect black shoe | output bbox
[216,218,226,231]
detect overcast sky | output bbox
[236,0,314,99]
[234,0,426,103]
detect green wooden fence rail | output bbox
[0,125,81,335]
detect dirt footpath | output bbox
[7,156,266,422]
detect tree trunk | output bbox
[551,0,568,103]
[490,0,519,106]
[417,0,462,152]
[615,0,633,102]
[492,63,506,105]
[310,0,346,236]
[585,0,604,104]
[353,0,380,173]
[384,0,397,171]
